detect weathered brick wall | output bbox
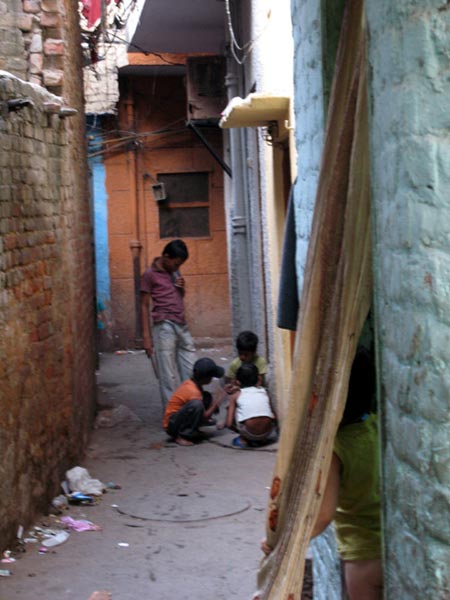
[0,0,96,551]
[0,0,66,94]
[0,0,28,78]
[367,1,450,596]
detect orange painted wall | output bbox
[104,74,231,347]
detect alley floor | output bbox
[0,346,278,600]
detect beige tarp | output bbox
[255,0,372,597]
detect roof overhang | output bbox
[219,93,290,140]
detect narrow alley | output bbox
[0,348,277,600]
[2,0,450,597]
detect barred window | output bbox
[157,172,210,238]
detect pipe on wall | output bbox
[125,83,144,346]
[224,68,253,334]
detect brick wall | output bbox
[367,1,450,596]
[0,0,96,551]
[0,0,66,94]
[0,0,28,78]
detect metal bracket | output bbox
[187,120,232,178]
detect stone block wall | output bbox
[0,0,96,551]
[366,1,450,596]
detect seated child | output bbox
[225,330,268,394]
[163,357,224,446]
[225,363,276,448]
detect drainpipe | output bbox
[130,239,143,344]
[125,83,143,347]
[224,68,252,334]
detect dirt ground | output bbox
[0,347,281,600]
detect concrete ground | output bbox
[0,345,278,600]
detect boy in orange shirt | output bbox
[163,358,224,446]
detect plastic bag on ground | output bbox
[60,517,101,532]
[66,466,104,496]
[41,530,70,547]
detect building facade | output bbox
[85,1,233,350]
[89,67,232,349]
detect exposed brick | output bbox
[22,0,41,14]
[29,52,43,74]
[43,38,64,55]
[42,68,63,87]
[4,233,17,251]
[41,0,60,11]
[17,13,34,32]
[40,10,60,28]
[29,75,42,86]
[29,32,42,53]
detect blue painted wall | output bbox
[87,119,110,307]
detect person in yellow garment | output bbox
[224,330,268,395]
[262,346,383,600]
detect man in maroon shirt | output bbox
[140,239,197,409]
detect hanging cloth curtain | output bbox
[255,0,372,597]
[80,0,103,29]
[277,183,299,332]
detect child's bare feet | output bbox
[175,436,194,446]
[216,421,226,430]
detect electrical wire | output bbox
[224,0,271,66]
[105,30,185,65]
[87,126,187,158]
[90,119,185,146]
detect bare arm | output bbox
[140,292,153,357]
[261,453,341,557]
[310,453,341,538]
[226,393,239,428]
[204,399,221,420]
[224,376,239,395]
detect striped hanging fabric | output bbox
[255,0,372,597]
